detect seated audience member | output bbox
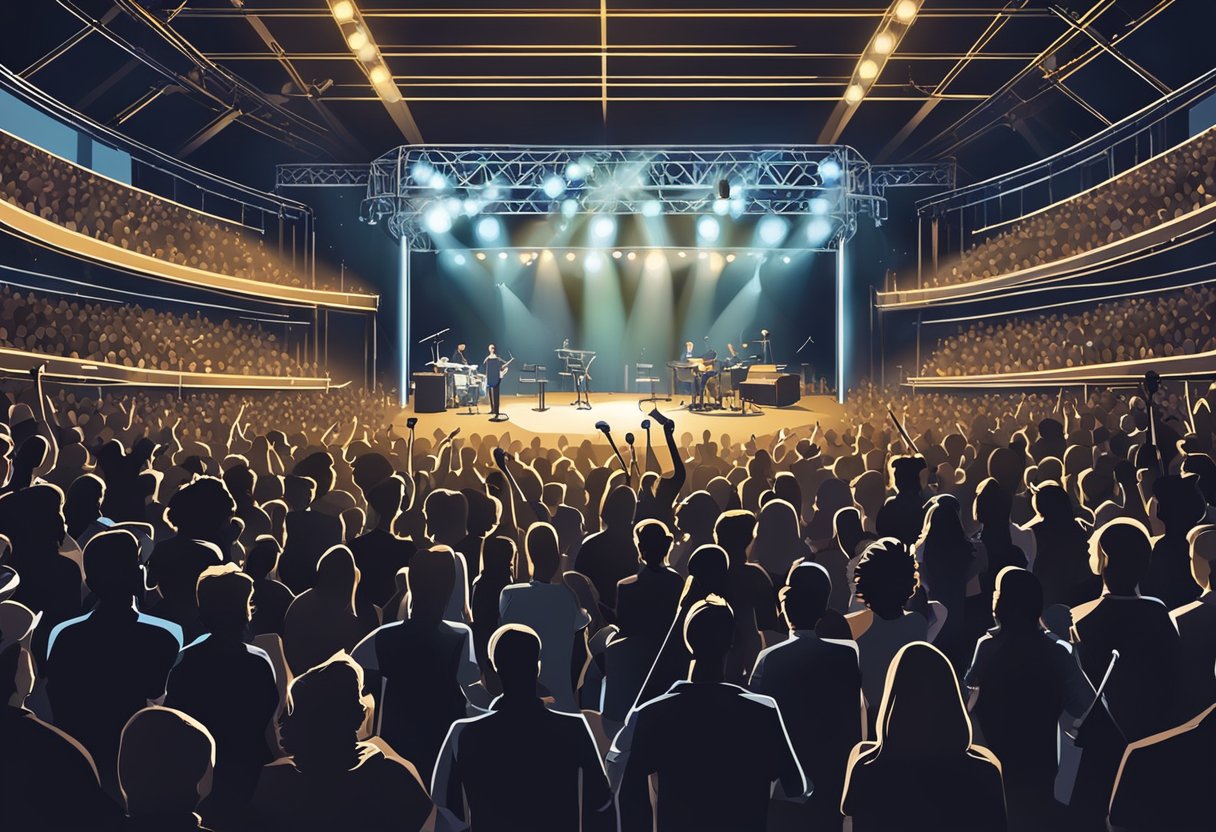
[352,546,478,778]
[45,529,184,795]
[1108,662,1216,832]
[1170,524,1216,719]
[432,624,615,831]
[1068,517,1183,827]
[282,544,377,676]
[348,474,415,610]
[846,537,930,721]
[842,642,1006,832]
[1,598,122,829]
[242,537,295,637]
[117,706,216,832]
[750,561,863,832]
[164,564,278,817]
[252,652,432,832]
[609,596,807,832]
[965,567,1091,831]
[714,509,778,682]
[499,522,590,712]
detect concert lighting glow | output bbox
[543,175,566,198]
[697,216,721,243]
[584,251,605,272]
[806,217,833,245]
[818,158,842,182]
[476,216,501,242]
[641,200,662,218]
[591,215,617,241]
[423,204,452,234]
[757,215,788,246]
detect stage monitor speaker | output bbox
[413,372,446,413]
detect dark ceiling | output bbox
[6,1,1213,190]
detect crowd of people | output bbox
[929,127,1216,287]
[0,284,310,376]
[922,283,1216,376]
[0,130,363,294]
[1,365,1212,832]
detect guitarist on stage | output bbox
[483,343,512,419]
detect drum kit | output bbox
[428,359,486,413]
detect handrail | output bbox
[906,349,1216,389]
[916,67,1216,216]
[0,198,378,312]
[0,345,331,390]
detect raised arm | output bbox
[29,363,59,474]
[493,447,548,526]
[649,410,686,510]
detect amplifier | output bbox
[412,372,447,413]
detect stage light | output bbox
[541,250,553,261]
[873,32,894,54]
[810,197,831,215]
[560,199,579,218]
[519,253,530,264]
[698,252,708,260]
[332,2,355,23]
[453,253,467,266]
[476,216,501,242]
[543,175,566,199]
[428,173,448,191]
[462,199,481,217]
[566,162,586,181]
[697,216,721,243]
[726,253,736,262]
[730,197,746,218]
[806,217,833,246]
[475,252,487,261]
[584,252,605,273]
[677,250,687,258]
[641,200,662,218]
[565,252,577,262]
[626,251,637,261]
[369,65,390,85]
[423,204,452,234]
[757,215,788,246]
[858,59,878,80]
[497,251,509,260]
[443,197,462,216]
[591,215,616,241]
[818,158,842,182]
[357,43,376,62]
[895,1,918,23]
[411,162,434,185]
[782,255,792,264]
[645,252,665,269]
[612,250,623,259]
[484,184,501,200]
[347,29,368,50]
[844,84,864,104]
[712,198,730,216]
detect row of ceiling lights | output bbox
[844,0,920,105]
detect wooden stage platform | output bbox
[396,391,844,445]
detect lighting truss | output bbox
[357,145,886,251]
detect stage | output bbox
[395,391,844,445]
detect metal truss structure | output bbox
[276,164,371,189]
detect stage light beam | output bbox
[697,216,721,243]
[757,215,788,246]
[476,216,501,242]
[591,215,617,241]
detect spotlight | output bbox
[782,256,792,264]
[612,250,623,259]
[810,197,831,215]
[357,43,376,62]
[591,215,616,241]
[475,252,487,261]
[332,2,355,24]
[726,253,736,262]
[561,199,579,218]
[757,215,788,246]
[584,252,605,273]
[713,198,730,216]
[626,251,637,261]
[566,162,586,181]
[453,253,467,266]
[818,158,842,182]
[443,197,462,216]
[462,199,482,217]
[698,252,708,260]
[641,200,662,218]
[428,173,449,191]
[347,29,368,50]
[369,65,390,85]
[410,161,434,185]
[873,32,894,54]
[423,204,452,234]
[895,1,918,23]
[697,215,721,243]
[565,252,577,262]
[476,216,501,242]
[484,184,502,201]
[542,175,566,199]
[844,84,865,104]
[717,179,731,200]
[677,251,687,258]
[858,60,878,80]
[806,217,833,246]
[519,253,530,264]
[497,251,509,260]
[729,197,746,218]
[645,252,665,269]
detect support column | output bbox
[399,238,411,406]
[836,243,847,405]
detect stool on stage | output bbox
[636,362,668,410]
[519,363,549,412]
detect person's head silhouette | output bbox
[424,489,469,545]
[523,523,560,583]
[992,566,1044,634]
[196,563,254,638]
[683,595,734,682]
[873,641,972,757]
[713,510,757,563]
[481,535,516,576]
[684,544,730,603]
[1152,474,1206,536]
[166,475,237,543]
[243,536,282,581]
[833,506,866,554]
[118,706,215,821]
[890,456,926,496]
[634,519,673,570]
[0,599,40,708]
[1089,517,1152,595]
[83,529,146,605]
[0,483,66,554]
[1187,524,1216,592]
[600,485,637,531]
[408,546,456,621]
[366,475,405,531]
[489,623,542,700]
[314,545,361,608]
[780,561,832,632]
[279,652,369,772]
[853,537,919,619]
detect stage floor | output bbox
[396,391,845,445]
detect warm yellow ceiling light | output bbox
[331,1,354,23]
[369,65,391,85]
[895,1,918,23]
[347,29,368,51]
[873,32,894,55]
[858,59,878,80]
[844,84,864,104]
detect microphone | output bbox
[594,420,611,434]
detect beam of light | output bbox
[623,249,675,376]
[581,255,628,388]
[757,215,788,247]
[707,260,762,351]
[399,238,410,405]
[476,215,502,241]
[697,215,721,243]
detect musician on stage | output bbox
[450,343,471,365]
[483,344,507,419]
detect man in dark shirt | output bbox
[714,510,778,681]
[750,562,862,832]
[875,456,928,546]
[609,596,807,832]
[616,520,684,644]
[348,474,415,609]
[483,344,506,420]
[432,624,614,832]
[45,529,183,797]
